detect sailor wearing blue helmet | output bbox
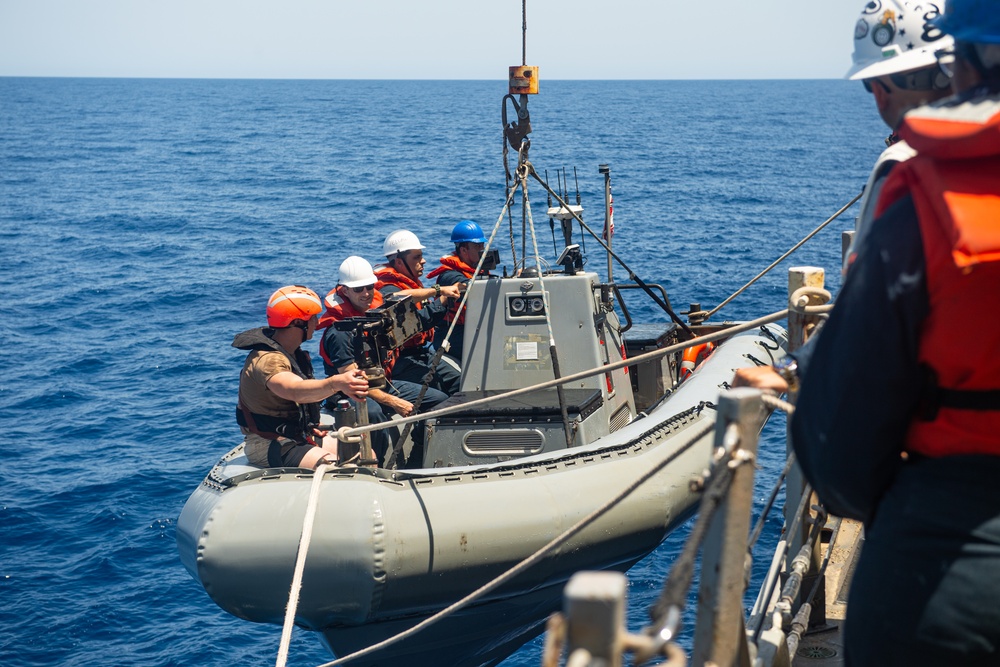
[426,220,492,365]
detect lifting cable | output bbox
[520,163,575,448]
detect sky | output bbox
[0,0,868,80]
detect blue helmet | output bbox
[932,0,1000,44]
[450,220,486,244]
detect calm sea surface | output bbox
[0,78,883,666]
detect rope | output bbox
[275,462,332,667]
[789,286,833,316]
[521,167,574,447]
[315,417,716,667]
[760,392,795,416]
[703,191,862,320]
[644,423,746,647]
[337,311,790,443]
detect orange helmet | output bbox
[266,285,322,328]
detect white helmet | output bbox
[846,0,954,80]
[382,229,425,258]
[337,256,377,288]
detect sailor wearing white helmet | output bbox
[374,229,462,395]
[843,0,956,271]
[790,1,1000,663]
[317,256,450,467]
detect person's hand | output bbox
[439,285,462,302]
[392,396,414,417]
[334,369,370,401]
[732,366,788,393]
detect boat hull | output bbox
[176,324,786,665]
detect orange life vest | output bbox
[876,95,1000,458]
[374,265,434,349]
[317,288,398,378]
[426,255,480,326]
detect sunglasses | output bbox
[935,47,958,78]
[350,284,376,294]
[862,66,949,94]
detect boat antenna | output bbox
[574,166,587,253]
[600,164,613,282]
[546,168,558,255]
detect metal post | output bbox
[786,266,827,626]
[600,164,612,283]
[841,230,855,271]
[355,398,374,465]
[691,387,765,667]
[563,571,627,667]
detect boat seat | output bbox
[431,388,603,426]
[622,322,680,354]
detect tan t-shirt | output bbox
[238,350,299,424]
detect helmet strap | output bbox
[390,251,416,281]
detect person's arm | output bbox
[336,361,414,416]
[732,365,789,393]
[791,194,928,523]
[382,284,459,303]
[380,284,460,328]
[267,369,369,403]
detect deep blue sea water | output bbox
[0,78,883,666]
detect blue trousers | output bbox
[365,379,447,468]
[393,346,461,396]
[845,454,1000,666]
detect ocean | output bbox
[0,77,883,666]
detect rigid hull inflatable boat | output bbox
[178,266,787,666]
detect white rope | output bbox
[761,392,795,416]
[789,286,833,315]
[275,462,332,667]
[522,171,558,349]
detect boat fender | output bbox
[679,342,715,381]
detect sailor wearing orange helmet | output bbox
[233,285,368,470]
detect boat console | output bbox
[422,270,636,467]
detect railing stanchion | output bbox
[691,387,766,667]
[786,267,828,630]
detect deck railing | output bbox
[545,267,836,667]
